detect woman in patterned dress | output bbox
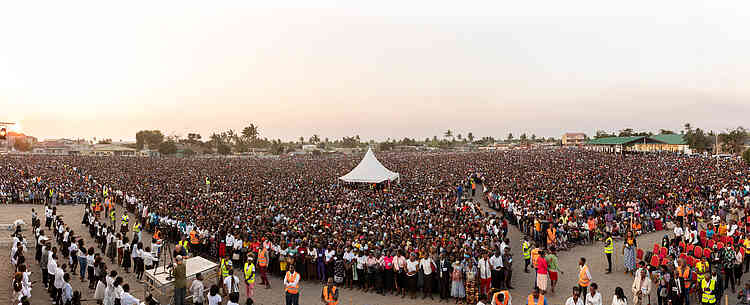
[450,260,465,304]
[623,230,637,275]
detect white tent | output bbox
[339,147,400,183]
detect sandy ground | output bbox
[1,201,670,305]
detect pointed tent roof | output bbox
[339,147,400,183]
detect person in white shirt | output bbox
[62,274,73,305]
[611,287,628,305]
[284,264,301,305]
[673,226,683,240]
[631,266,651,305]
[586,283,602,305]
[478,253,493,297]
[420,255,435,299]
[47,253,58,296]
[406,254,419,299]
[143,246,154,270]
[190,273,205,305]
[120,284,140,305]
[206,285,222,305]
[54,263,66,304]
[223,269,241,299]
[566,287,584,305]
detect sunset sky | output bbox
[1,1,749,141]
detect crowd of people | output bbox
[3,149,750,305]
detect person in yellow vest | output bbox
[743,236,750,273]
[132,221,142,242]
[244,253,256,299]
[110,209,116,225]
[321,277,339,305]
[701,270,717,305]
[220,254,231,280]
[578,257,592,304]
[178,236,190,256]
[522,237,531,273]
[696,257,709,286]
[604,233,614,274]
[121,214,129,233]
[258,246,270,289]
[526,286,546,305]
[284,264,300,305]
[205,177,210,192]
[491,288,511,305]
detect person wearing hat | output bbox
[321,277,339,305]
[244,253,256,299]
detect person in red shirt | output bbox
[536,250,549,294]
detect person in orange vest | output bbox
[321,277,339,305]
[676,204,686,227]
[491,288,511,305]
[676,259,691,305]
[258,244,270,289]
[526,286,546,305]
[547,225,557,249]
[577,257,592,305]
[284,264,300,305]
[190,229,200,256]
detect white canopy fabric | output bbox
[339,147,400,183]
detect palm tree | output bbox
[444,130,453,140]
[299,136,304,144]
[242,124,259,140]
[310,134,321,144]
[467,132,474,143]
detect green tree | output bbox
[507,133,513,142]
[467,132,474,143]
[183,148,196,156]
[618,128,634,137]
[135,130,165,150]
[217,143,232,155]
[97,138,112,144]
[520,133,527,142]
[595,130,614,139]
[310,134,321,144]
[241,124,259,141]
[659,129,676,134]
[158,140,177,155]
[743,148,750,164]
[719,126,748,154]
[444,130,453,141]
[531,134,536,141]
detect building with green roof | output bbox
[586,134,688,153]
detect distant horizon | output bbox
[3,1,749,142]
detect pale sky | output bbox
[1,1,749,141]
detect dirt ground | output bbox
[1,202,671,305]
